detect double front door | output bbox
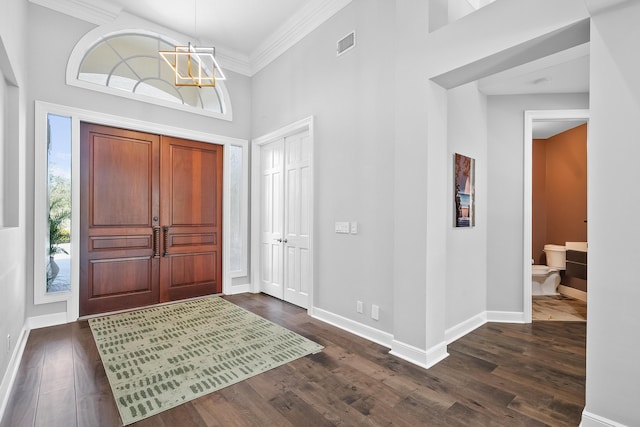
[260,130,311,308]
[80,123,223,316]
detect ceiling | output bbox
[99,0,319,56]
[532,120,588,139]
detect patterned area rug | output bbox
[89,296,323,425]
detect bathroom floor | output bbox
[533,294,587,321]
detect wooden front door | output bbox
[80,123,222,316]
[159,136,223,302]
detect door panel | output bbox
[283,132,311,308]
[260,139,285,298]
[80,123,160,316]
[160,136,223,302]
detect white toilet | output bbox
[532,244,566,295]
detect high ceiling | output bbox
[101,0,319,56]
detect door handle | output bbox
[275,238,283,243]
[162,226,170,257]
[152,226,160,258]
[283,238,288,243]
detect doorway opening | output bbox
[524,110,589,323]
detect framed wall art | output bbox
[454,153,475,228]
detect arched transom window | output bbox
[69,31,231,120]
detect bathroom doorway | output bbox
[524,110,589,323]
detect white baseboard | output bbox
[0,326,29,421]
[224,283,252,295]
[310,306,393,348]
[486,310,526,323]
[580,410,628,427]
[27,312,69,330]
[445,312,487,344]
[390,339,449,370]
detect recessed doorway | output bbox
[524,109,589,323]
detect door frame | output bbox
[523,109,589,323]
[34,101,248,322]
[251,117,315,311]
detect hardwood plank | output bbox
[0,294,586,427]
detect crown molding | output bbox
[29,0,121,25]
[249,0,353,75]
[214,47,252,77]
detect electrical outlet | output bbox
[6,334,10,355]
[371,305,380,321]
[356,300,364,314]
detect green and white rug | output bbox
[89,296,323,425]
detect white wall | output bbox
[582,1,640,425]
[0,0,27,404]
[446,82,487,329]
[25,4,253,318]
[252,0,396,334]
[486,93,589,313]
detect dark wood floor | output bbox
[1,293,586,426]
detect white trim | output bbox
[228,141,250,279]
[224,282,252,295]
[66,25,233,121]
[29,0,122,25]
[390,340,449,370]
[486,311,526,323]
[580,411,628,427]
[34,100,249,321]
[310,307,393,348]
[0,326,29,421]
[445,312,487,344]
[251,117,315,311]
[26,312,69,330]
[250,0,353,74]
[523,109,589,324]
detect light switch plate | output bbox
[350,221,358,234]
[335,221,350,234]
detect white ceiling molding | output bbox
[215,48,252,77]
[249,0,353,75]
[29,0,121,25]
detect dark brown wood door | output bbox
[80,124,223,316]
[80,123,160,316]
[159,136,223,301]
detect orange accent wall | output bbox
[532,138,547,264]
[532,124,587,263]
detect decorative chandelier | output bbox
[160,43,226,87]
[159,0,225,87]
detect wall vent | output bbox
[337,31,356,57]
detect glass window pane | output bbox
[229,145,244,273]
[47,114,72,293]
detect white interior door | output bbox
[259,130,311,308]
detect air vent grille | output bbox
[337,31,356,56]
